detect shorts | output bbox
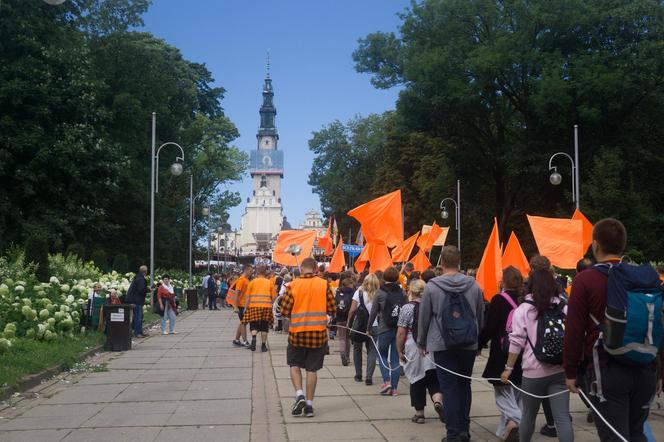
[250,320,269,332]
[287,343,326,372]
[236,307,245,321]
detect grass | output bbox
[0,332,105,390]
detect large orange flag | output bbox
[272,230,317,266]
[409,249,432,273]
[502,232,530,277]
[317,218,333,255]
[572,209,593,254]
[348,190,403,248]
[476,219,502,300]
[354,242,393,273]
[417,222,444,253]
[328,238,345,273]
[391,232,419,262]
[527,215,583,269]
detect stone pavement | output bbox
[1,309,663,441]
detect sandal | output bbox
[411,414,425,424]
[434,401,445,423]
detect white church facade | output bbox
[237,67,285,254]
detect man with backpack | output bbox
[368,266,408,396]
[418,246,484,442]
[564,218,662,441]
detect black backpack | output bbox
[525,298,566,365]
[350,292,369,343]
[440,290,478,349]
[383,288,406,328]
[335,288,353,319]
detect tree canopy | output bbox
[0,0,247,269]
[309,0,664,265]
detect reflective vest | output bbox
[226,279,238,307]
[289,276,329,333]
[246,277,275,309]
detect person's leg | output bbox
[366,331,378,382]
[425,368,443,404]
[519,377,546,442]
[132,303,142,335]
[336,325,347,362]
[353,340,363,379]
[546,373,573,442]
[627,365,656,442]
[167,304,176,333]
[410,376,427,415]
[305,371,318,401]
[377,331,391,385]
[434,350,462,441]
[388,330,401,390]
[494,384,522,428]
[542,398,555,427]
[455,350,475,435]
[160,310,167,333]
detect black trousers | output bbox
[410,368,441,410]
[586,360,656,442]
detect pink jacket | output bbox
[508,294,566,379]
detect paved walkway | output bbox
[1,310,662,441]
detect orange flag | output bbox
[476,219,502,301]
[354,242,393,273]
[416,222,444,253]
[572,209,593,254]
[317,218,333,255]
[348,190,403,248]
[502,232,530,277]
[391,232,419,262]
[328,238,345,273]
[409,249,432,273]
[272,230,317,266]
[527,215,583,269]
[421,224,450,247]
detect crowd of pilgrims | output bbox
[201,218,663,442]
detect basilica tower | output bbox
[237,63,284,254]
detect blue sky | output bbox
[141,0,408,228]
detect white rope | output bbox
[328,323,629,442]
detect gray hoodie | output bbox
[417,272,485,352]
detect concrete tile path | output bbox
[1,309,662,441]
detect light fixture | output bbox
[170,162,183,176]
[43,0,67,5]
[441,208,449,220]
[549,171,562,186]
[202,207,210,216]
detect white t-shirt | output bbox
[353,289,378,327]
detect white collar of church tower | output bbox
[237,58,285,256]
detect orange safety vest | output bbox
[289,277,329,333]
[226,278,238,307]
[246,277,275,309]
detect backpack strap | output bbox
[499,292,518,310]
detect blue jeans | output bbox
[434,349,476,442]
[160,303,176,333]
[377,328,400,390]
[132,302,143,336]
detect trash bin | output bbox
[174,287,183,312]
[185,288,198,310]
[103,303,133,351]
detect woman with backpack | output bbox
[346,273,379,385]
[397,279,444,424]
[334,278,355,366]
[501,256,573,442]
[478,266,524,441]
[367,266,408,396]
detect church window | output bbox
[272,190,275,196]
[260,175,267,188]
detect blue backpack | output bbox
[440,290,478,349]
[592,262,663,365]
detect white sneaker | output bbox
[162,331,168,335]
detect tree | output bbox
[90,249,108,272]
[25,235,50,282]
[112,253,129,273]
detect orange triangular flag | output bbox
[476,219,502,301]
[527,215,583,269]
[391,232,419,262]
[272,230,317,266]
[417,222,444,253]
[348,190,403,248]
[409,249,432,273]
[572,209,593,254]
[328,238,345,273]
[354,242,393,273]
[502,232,530,277]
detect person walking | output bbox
[418,246,484,442]
[565,218,662,441]
[219,275,229,308]
[157,275,177,335]
[207,273,219,311]
[367,266,407,396]
[124,265,149,338]
[231,265,252,348]
[478,266,524,441]
[347,273,379,385]
[501,256,573,442]
[242,265,277,352]
[280,257,336,418]
[397,279,444,424]
[334,277,354,366]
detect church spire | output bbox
[258,53,277,137]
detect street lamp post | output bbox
[548,125,580,210]
[439,179,461,255]
[150,112,185,304]
[202,206,210,272]
[188,174,205,288]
